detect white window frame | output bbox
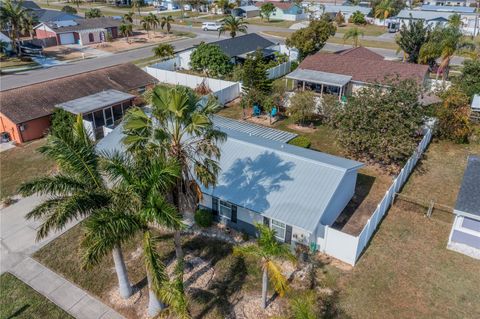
[219,200,232,220]
[271,219,286,241]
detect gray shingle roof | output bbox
[33,9,81,23]
[454,155,480,220]
[40,17,122,33]
[207,33,275,58]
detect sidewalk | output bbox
[0,195,125,319]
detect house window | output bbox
[88,33,94,42]
[271,219,286,241]
[219,200,232,219]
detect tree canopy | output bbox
[436,86,472,143]
[61,5,77,14]
[85,8,103,18]
[189,42,233,77]
[241,49,272,94]
[286,18,336,60]
[288,90,317,126]
[455,59,480,100]
[349,10,366,25]
[335,79,425,170]
[395,18,430,63]
[260,3,276,21]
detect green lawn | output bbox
[246,17,296,28]
[0,273,73,319]
[336,24,387,37]
[0,57,38,70]
[0,139,56,200]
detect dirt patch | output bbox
[43,46,93,61]
[92,32,177,53]
[286,123,317,133]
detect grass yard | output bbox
[336,24,387,37]
[0,139,56,200]
[0,57,38,70]
[0,272,73,319]
[246,17,296,28]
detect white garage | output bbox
[59,32,75,45]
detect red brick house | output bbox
[34,17,122,46]
[0,64,157,144]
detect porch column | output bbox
[320,84,324,97]
[302,81,305,91]
[338,86,343,101]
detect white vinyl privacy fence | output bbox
[318,128,434,265]
[145,66,241,105]
[267,61,291,80]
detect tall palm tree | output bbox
[448,13,463,29]
[123,11,134,24]
[122,86,226,269]
[21,13,37,40]
[17,116,134,300]
[99,151,189,318]
[219,15,248,38]
[153,43,174,60]
[72,0,83,9]
[343,27,364,47]
[119,23,133,43]
[161,15,174,34]
[132,0,142,16]
[0,0,30,55]
[148,13,160,36]
[234,223,295,309]
[374,0,394,25]
[141,15,152,38]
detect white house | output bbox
[97,115,364,249]
[447,155,480,260]
[320,5,372,21]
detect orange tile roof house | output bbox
[0,64,157,144]
[286,47,430,98]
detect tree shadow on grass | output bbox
[190,255,247,319]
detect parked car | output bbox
[156,5,167,11]
[202,22,222,31]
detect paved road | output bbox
[0,24,465,91]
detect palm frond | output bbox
[143,230,168,297]
[18,174,86,197]
[143,194,184,231]
[265,260,288,297]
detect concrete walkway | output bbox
[0,195,125,319]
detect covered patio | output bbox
[285,69,351,100]
[56,89,135,140]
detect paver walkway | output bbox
[0,195,125,319]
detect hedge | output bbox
[288,136,311,148]
[194,209,213,228]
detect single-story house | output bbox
[447,155,480,260]
[0,63,157,144]
[255,2,307,21]
[321,5,372,20]
[423,0,473,6]
[97,114,364,247]
[34,17,122,46]
[32,9,82,24]
[471,94,480,122]
[232,6,260,18]
[393,9,479,35]
[420,5,476,13]
[285,47,429,99]
[184,33,276,65]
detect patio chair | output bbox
[252,104,261,117]
[271,107,278,118]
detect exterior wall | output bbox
[447,215,480,259]
[0,113,21,143]
[19,116,51,143]
[320,170,358,226]
[78,30,105,45]
[35,28,57,40]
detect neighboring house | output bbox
[394,8,479,35]
[447,155,480,260]
[285,47,429,99]
[32,9,81,24]
[321,5,372,21]
[423,0,475,6]
[232,6,261,18]
[0,63,157,144]
[255,2,307,21]
[0,32,13,53]
[13,0,41,10]
[34,17,122,46]
[471,94,480,122]
[97,115,364,247]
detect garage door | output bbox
[59,33,75,45]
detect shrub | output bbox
[241,231,250,241]
[349,11,367,25]
[289,136,311,148]
[51,108,75,138]
[194,209,213,228]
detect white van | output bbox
[202,22,222,31]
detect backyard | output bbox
[336,24,387,37]
[0,138,56,200]
[0,272,73,319]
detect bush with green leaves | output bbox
[190,42,233,78]
[194,208,213,228]
[288,90,317,126]
[286,18,336,60]
[436,86,472,143]
[85,8,103,19]
[61,5,77,14]
[50,108,75,138]
[335,78,425,169]
[289,136,311,148]
[455,59,480,100]
[349,11,367,25]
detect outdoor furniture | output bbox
[271,107,278,118]
[252,104,261,117]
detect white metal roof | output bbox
[287,68,352,87]
[323,5,371,15]
[56,89,135,114]
[471,94,480,110]
[395,9,453,21]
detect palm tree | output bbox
[234,223,295,309]
[148,13,160,36]
[343,27,364,47]
[132,0,142,16]
[21,13,37,40]
[219,15,248,38]
[72,0,83,9]
[123,11,134,24]
[0,0,30,55]
[141,15,152,38]
[161,15,174,34]
[122,86,226,269]
[119,23,133,43]
[448,13,463,29]
[374,0,394,25]
[153,43,174,60]
[99,151,189,318]
[17,116,135,300]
